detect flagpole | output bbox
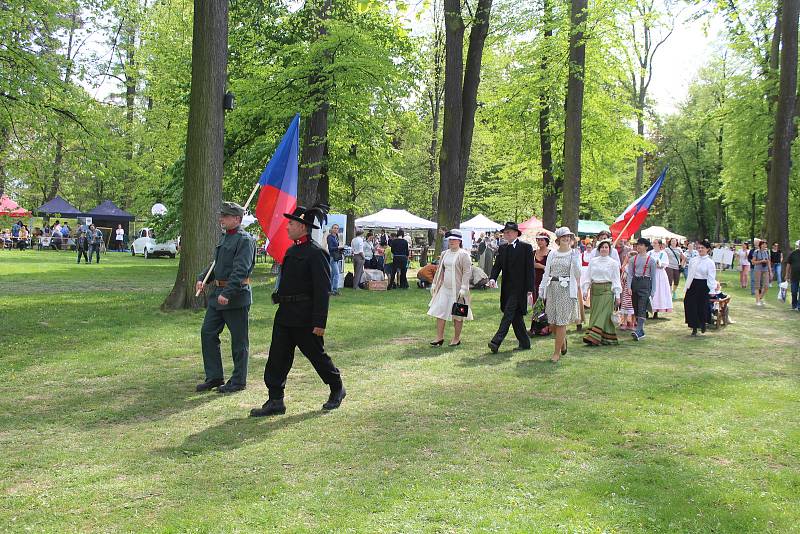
[195,181,262,297]
[612,211,639,248]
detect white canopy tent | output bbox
[355,208,437,229]
[460,214,503,232]
[641,225,686,242]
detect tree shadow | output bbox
[157,410,326,456]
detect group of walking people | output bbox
[425,221,725,362]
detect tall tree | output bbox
[425,0,445,238]
[766,0,798,252]
[162,0,228,310]
[437,0,493,250]
[561,0,587,231]
[539,0,558,230]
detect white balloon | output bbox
[151,203,167,216]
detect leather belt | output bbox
[215,278,251,287]
[271,293,311,304]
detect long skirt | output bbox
[650,267,673,312]
[583,282,619,345]
[684,278,710,329]
[545,281,578,326]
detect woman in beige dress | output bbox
[428,230,473,346]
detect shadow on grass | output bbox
[158,410,326,455]
[457,350,515,367]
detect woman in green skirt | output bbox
[582,239,622,345]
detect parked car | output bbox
[131,228,178,259]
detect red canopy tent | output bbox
[0,195,30,217]
[518,215,544,231]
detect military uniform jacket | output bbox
[275,238,331,329]
[490,240,536,313]
[198,227,255,310]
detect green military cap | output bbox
[220,201,245,217]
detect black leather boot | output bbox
[250,399,286,417]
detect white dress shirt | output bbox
[582,255,622,298]
[685,254,717,293]
[351,236,364,256]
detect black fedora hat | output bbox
[283,204,329,230]
[502,221,522,236]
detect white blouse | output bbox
[582,255,622,298]
[649,249,669,269]
[685,254,717,293]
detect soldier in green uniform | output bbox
[250,204,346,416]
[195,201,256,394]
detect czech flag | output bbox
[255,114,300,264]
[610,167,667,241]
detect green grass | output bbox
[1,250,798,533]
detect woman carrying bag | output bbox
[428,230,473,347]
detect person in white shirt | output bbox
[589,230,620,263]
[581,239,622,346]
[115,224,125,251]
[648,239,673,317]
[684,239,717,336]
[350,230,365,290]
[363,232,375,268]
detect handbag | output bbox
[451,297,469,318]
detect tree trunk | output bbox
[345,144,356,240]
[540,0,557,230]
[123,7,137,208]
[767,0,798,253]
[561,0,587,231]
[298,0,332,208]
[427,0,445,245]
[162,0,228,311]
[0,125,7,196]
[750,191,756,243]
[436,0,492,252]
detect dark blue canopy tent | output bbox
[34,196,84,218]
[86,200,136,248]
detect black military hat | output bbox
[502,221,522,236]
[283,204,329,230]
[220,201,245,217]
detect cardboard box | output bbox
[368,280,388,291]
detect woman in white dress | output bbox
[648,239,673,317]
[539,227,582,362]
[428,230,473,346]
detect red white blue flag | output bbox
[255,114,300,264]
[610,167,667,241]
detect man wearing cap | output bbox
[250,204,345,417]
[195,201,256,393]
[626,237,655,341]
[487,222,536,353]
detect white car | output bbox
[131,228,178,259]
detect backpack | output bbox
[344,272,354,288]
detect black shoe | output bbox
[700,325,706,334]
[448,341,461,347]
[217,382,246,394]
[512,345,531,352]
[250,399,286,417]
[488,341,499,354]
[430,339,444,346]
[196,378,224,392]
[323,387,346,410]
[691,328,697,336]
[561,339,568,355]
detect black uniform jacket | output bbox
[490,240,535,313]
[198,227,255,310]
[275,238,331,329]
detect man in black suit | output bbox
[488,222,536,353]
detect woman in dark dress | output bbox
[684,240,717,336]
[529,233,551,335]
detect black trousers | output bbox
[491,294,530,348]
[77,248,88,263]
[264,324,342,399]
[631,276,652,319]
[684,278,710,328]
[201,305,250,385]
[390,255,408,288]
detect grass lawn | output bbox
[1,250,798,533]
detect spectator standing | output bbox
[389,230,410,289]
[783,240,800,310]
[61,222,71,238]
[770,242,783,287]
[326,224,343,295]
[752,240,771,305]
[115,224,125,251]
[364,232,375,268]
[684,242,698,280]
[748,241,758,295]
[350,230,365,290]
[87,224,103,264]
[737,243,751,288]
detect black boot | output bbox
[196,378,224,392]
[250,399,286,417]
[323,387,346,410]
[217,381,246,394]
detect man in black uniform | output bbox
[250,204,345,417]
[195,201,256,394]
[487,221,535,353]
